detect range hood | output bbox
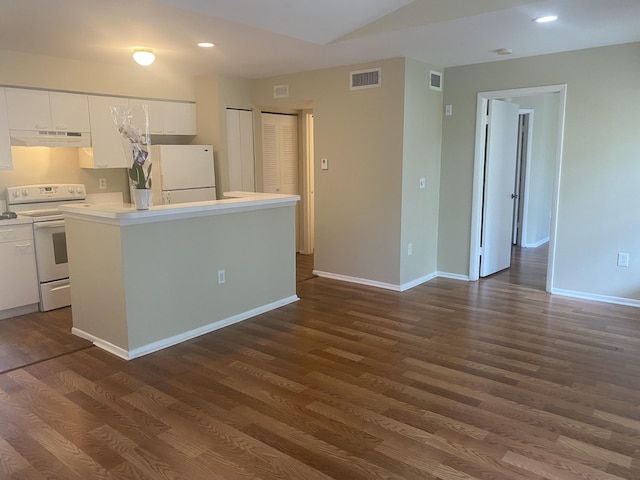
[10,129,91,147]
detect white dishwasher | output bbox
[0,216,39,317]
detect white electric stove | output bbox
[6,184,87,311]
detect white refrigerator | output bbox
[150,145,216,205]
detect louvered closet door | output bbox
[261,113,298,195]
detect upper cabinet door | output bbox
[163,102,196,135]
[49,92,90,132]
[6,88,51,131]
[129,99,164,135]
[0,88,13,170]
[79,95,129,169]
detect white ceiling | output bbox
[0,0,639,78]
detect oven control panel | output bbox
[6,184,86,206]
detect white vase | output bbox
[133,189,153,210]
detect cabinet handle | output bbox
[55,126,68,131]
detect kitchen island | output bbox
[60,192,299,360]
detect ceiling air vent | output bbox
[350,67,382,90]
[273,84,289,99]
[429,70,443,91]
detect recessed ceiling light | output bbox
[534,15,558,23]
[197,42,215,48]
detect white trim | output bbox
[469,84,567,295]
[551,289,640,308]
[400,272,438,291]
[312,270,439,292]
[517,108,534,247]
[524,237,549,248]
[72,295,300,360]
[437,272,470,281]
[313,270,401,291]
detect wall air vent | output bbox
[430,70,443,91]
[273,84,289,99]
[350,67,382,90]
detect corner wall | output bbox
[439,42,640,303]
[400,58,443,286]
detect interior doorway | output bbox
[469,85,567,292]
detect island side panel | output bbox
[65,218,130,351]
[120,205,297,351]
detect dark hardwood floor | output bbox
[1,251,640,479]
[0,307,91,375]
[491,243,549,291]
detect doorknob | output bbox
[511,193,518,199]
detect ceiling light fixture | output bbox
[132,48,155,66]
[197,42,215,48]
[496,48,513,56]
[534,15,558,23]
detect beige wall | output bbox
[439,42,640,301]
[0,50,197,201]
[253,58,408,285]
[67,205,297,354]
[251,57,444,287]
[400,58,442,284]
[516,94,559,247]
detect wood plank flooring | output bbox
[1,253,640,479]
[0,307,91,374]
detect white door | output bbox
[480,99,519,277]
[227,109,256,191]
[261,113,298,195]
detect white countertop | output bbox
[60,191,300,226]
[0,214,33,227]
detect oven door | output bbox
[32,220,69,282]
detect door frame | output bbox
[513,109,534,246]
[469,85,567,291]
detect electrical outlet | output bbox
[408,243,413,256]
[617,253,629,267]
[98,178,107,189]
[218,269,226,284]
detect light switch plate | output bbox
[419,178,426,189]
[321,158,328,170]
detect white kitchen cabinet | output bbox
[6,88,51,130]
[5,88,90,133]
[129,99,164,134]
[163,101,196,135]
[49,91,91,132]
[128,99,195,135]
[79,95,129,169]
[0,88,12,170]
[0,224,39,311]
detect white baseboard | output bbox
[436,272,471,281]
[313,270,402,291]
[312,270,439,292]
[524,237,549,248]
[551,288,640,308]
[72,295,300,361]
